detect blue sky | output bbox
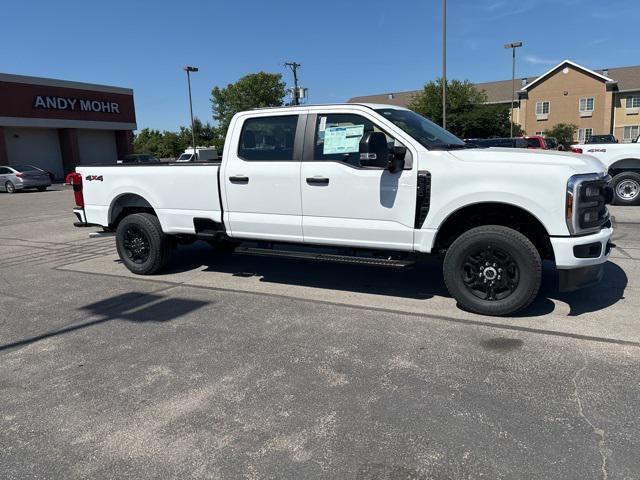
[1,0,637,131]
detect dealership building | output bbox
[0,73,136,180]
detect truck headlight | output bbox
[566,173,611,235]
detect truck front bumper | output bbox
[550,226,614,292]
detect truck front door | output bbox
[300,112,416,250]
[222,113,305,242]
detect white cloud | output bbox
[587,37,608,46]
[524,55,560,66]
[486,1,507,11]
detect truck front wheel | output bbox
[443,225,542,316]
[611,172,640,206]
[116,213,171,275]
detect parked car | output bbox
[117,154,160,164]
[586,134,617,144]
[543,137,560,150]
[0,164,52,193]
[572,141,640,205]
[176,147,219,162]
[524,136,547,149]
[465,137,528,148]
[68,103,613,317]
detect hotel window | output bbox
[579,97,595,112]
[578,128,593,143]
[625,96,640,108]
[536,101,550,115]
[623,125,640,141]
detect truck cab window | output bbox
[314,114,397,167]
[238,115,298,161]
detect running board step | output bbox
[234,247,415,268]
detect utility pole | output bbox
[285,62,301,105]
[442,0,447,130]
[503,42,523,137]
[183,65,199,158]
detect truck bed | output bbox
[76,163,222,234]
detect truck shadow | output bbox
[512,260,627,317]
[0,292,209,353]
[163,243,627,317]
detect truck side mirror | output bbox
[389,145,406,173]
[359,131,389,169]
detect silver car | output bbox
[0,165,52,193]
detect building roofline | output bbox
[0,72,134,95]
[521,60,616,91]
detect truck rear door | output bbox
[221,112,306,242]
[300,111,416,250]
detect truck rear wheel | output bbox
[443,225,541,316]
[611,172,640,206]
[116,213,171,275]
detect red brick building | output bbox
[0,73,136,180]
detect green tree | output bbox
[178,118,219,149]
[134,128,165,157]
[134,118,221,159]
[211,72,287,148]
[408,78,522,138]
[543,123,577,150]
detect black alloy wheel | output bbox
[461,245,520,301]
[115,213,171,275]
[443,225,541,316]
[123,225,151,264]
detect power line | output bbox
[284,62,302,105]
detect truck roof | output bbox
[249,103,408,113]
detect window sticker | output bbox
[319,116,327,132]
[323,125,364,154]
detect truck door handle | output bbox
[306,177,329,185]
[229,175,249,184]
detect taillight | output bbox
[571,147,583,154]
[15,172,25,178]
[66,172,84,208]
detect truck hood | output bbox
[449,147,607,175]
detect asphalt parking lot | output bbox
[1,186,639,479]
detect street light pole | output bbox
[183,65,199,158]
[503,42,523,137]
[442,0,447,129]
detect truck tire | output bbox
[116,213,171,275]
[611,172,640,206]
[443,225,541,316]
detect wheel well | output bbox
[609,159,640,177]
[433,203,554,260]
[109,193,156,228]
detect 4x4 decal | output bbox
[85,175,103,182]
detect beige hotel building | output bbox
[349,60,640,143]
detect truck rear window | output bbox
[238,115,298,161]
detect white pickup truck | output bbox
[572,142,640,205]
[68,103,614,316]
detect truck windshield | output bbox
[375,108,467,150]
